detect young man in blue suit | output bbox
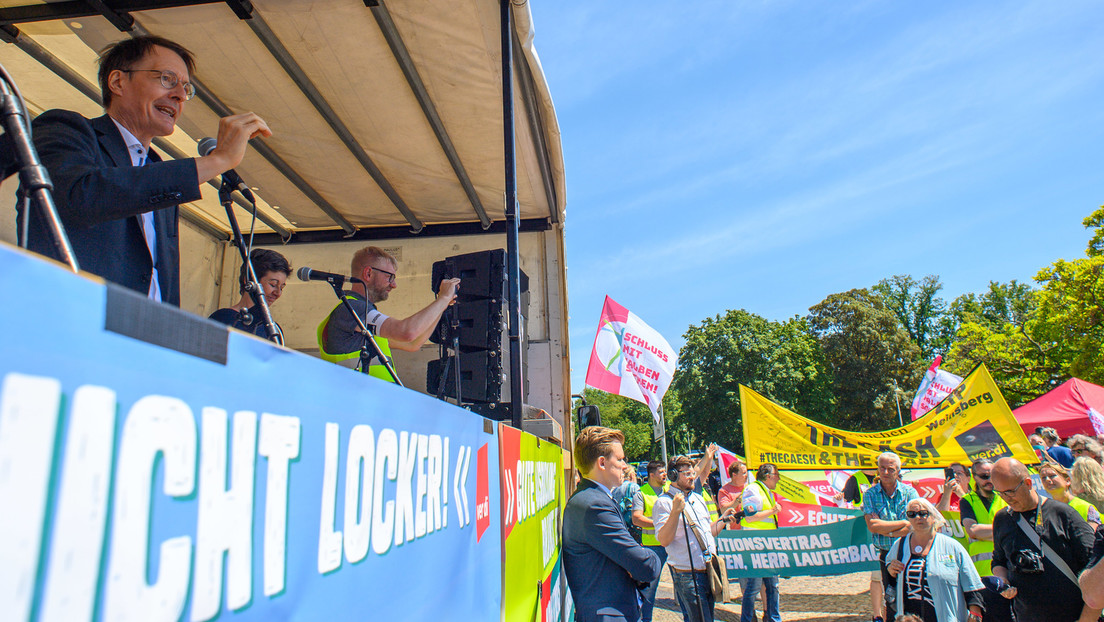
[10,35,270,305]
[563,426,661,622]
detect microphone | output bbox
[197,137,255,204]
[297,266,358,287]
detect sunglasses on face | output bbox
[906,510,930,519]
[973,473,991,480]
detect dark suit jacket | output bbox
[8,110,201,305]
[562,478,661,622]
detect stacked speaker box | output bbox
[426,249,529,418]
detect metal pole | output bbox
[501,0,524,429]
[893,379,904,427]
[659,404,668,465]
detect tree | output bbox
[873,274,951,358]
[945,209,1104,405]
[577,387,681,462]
[807,288,923,431]
[672,310,831,454]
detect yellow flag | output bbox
[741,364,1035,469]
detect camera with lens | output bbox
[1011,549,1045,574]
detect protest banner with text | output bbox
[741,365,1036,469]
[716,519,879,579]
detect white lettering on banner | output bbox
[541,511,558,569]
[0,373,62,622]
[0,373,478,616]
[454,445,471,527]
[192,408,258,621]
[515,460,558,524]
[343,424,376,565]
[104,395,196,621]
[394,431,418,546]
[318,423,343,574]
[257,413,300,597]
[41,386,116,622]
[373,428,398,555]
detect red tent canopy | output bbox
[1013,378,1104,440]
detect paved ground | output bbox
[651,569,872,622]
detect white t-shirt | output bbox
[653,490,715,570]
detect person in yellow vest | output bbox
[1040,462,1101,529]
[835,469,879,509]
[959,459,1011,622]
[632,460,670,622]
[317,246,459,381]
[739,463,782,622]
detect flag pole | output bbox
[658,403,668,464]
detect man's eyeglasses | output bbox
[905,510,930,519]
[121,69,196,100]
[996,479,1027,498]
[370,266,396,284]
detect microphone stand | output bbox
[323,280,403,386]
[217,180,281,345]
[0,68,78,271]
[449,305,462,405]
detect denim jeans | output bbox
[641,545,668,622]
[740,576,780,622]
[670,568,714,622]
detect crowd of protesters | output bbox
[563,424,1104,622]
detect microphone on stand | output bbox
[297,266,360,287]
[197,137,255,204]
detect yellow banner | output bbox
[741,364,1035,470]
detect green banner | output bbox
[716,518,879,578]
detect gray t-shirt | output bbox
[322,291,390,367]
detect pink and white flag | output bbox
[1088,408,1104,436]
[584,296,678,426]
[910,356,963,420]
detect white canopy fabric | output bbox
[0,0,565,240]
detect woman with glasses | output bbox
[1038,462,1101,530]
[886,498,985,622]
[1071,457,1104,514]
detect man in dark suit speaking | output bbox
[563,426,661,622]
[9,35,270,306]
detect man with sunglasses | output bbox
[5,35,270,306]
[959,459,1012,622]
[318,246,459,381]
[990,457,1098,622]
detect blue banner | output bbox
[0,245,506,621]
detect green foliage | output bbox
[807,289,923,431]
[672,310,831,453]
[873,275,951,358]
[1085,204,1104,257]
[577,387,681,462]
[944,213,1104,406]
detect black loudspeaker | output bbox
[427,350,508,403]
[577,404,601,428]
[431,249,529,300]
[430,299,506,350]
[428,249,529,409]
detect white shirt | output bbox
[653,489,715,570]
[110,118,161,302]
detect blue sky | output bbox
[528,1,1104,393]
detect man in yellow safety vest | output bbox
[633,461,670,622]
[740,463,782,622]
[317,246,459,382]
[959,459,1012,622]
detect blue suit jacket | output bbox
[9,110,201,305]
[562,478,661,622]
